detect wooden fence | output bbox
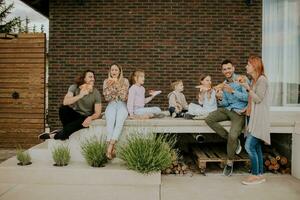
[0,33,46,148]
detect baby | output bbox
[167,80,188,118]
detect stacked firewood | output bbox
[162,160,189,175]
[264,148,290,174]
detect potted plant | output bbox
[118,133,175,174]
[52,144,71,167]
[16,146,32,166]
[81,136,108,167]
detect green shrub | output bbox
[118,133,176,174]
[81,136,108,167]
[52,144,71,166]
[16,147,32,166]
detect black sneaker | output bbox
[38,133,50,140]
[223,164,233,176]
[184,113,195,119]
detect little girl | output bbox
[185,75,217,119]
[127,70,163,119]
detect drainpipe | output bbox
[193,134,206,143]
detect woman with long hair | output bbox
[103,63,129,160]
[240,55,270,185]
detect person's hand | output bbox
[149,90,157,96]
[240,82,250,91]
[236,75,247,84]
[79,88,89,98]
[106,79,113,85]
[223,84,234,94]
[82,116,92,127]
[149,90,162,97]
[213,83,224,91]
[112,77,118,83]
[215,89,223,100]
[107,77,119,86]
[236,107,247,115]
[196,85,209,92]
[175,103,182,113]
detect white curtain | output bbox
[262,0,300,106]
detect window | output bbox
[262,0,300,108]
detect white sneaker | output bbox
[236,139,242,154]
[259,175,266,183]
[242,176,265,185]
[171,112,177,118]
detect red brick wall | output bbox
[48,0,262,129]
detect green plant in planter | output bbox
[81,136,108,167]
[16,147,32,166]
[118,133,176,174]
[52,144,71,166]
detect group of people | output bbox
[39,55,270,185]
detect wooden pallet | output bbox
[192,144,250,174]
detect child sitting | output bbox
[127,70,163,119]
[167,80,188,118]
[185,75,217,119]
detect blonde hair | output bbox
[171,80,183,90]
[130,69,145,85]
[108,63,124,81]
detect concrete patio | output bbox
[0,173,299,200]
[1,143,300,200]
[0,111,300,200]
[162,174,300,200]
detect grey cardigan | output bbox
[248,75,271,144]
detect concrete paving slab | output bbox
[0,184,159,200]
[0,183,16,198]
[0,156,160,186]
[161,174,300,200]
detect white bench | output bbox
[48,111,300,179]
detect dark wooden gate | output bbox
[0,33,46,149]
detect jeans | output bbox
[187,103,217,116]
[54,105,87,140]
[205,107,245,160]
[105,100,128,141]
[245,134,264,175]
[134,107,161,115]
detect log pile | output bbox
[162,160,189,175]
[264,148,290,174]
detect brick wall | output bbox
[48,0,262,129]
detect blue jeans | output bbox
[105,101,128,141]
[245,134,264,175]
[134,107,161,115]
